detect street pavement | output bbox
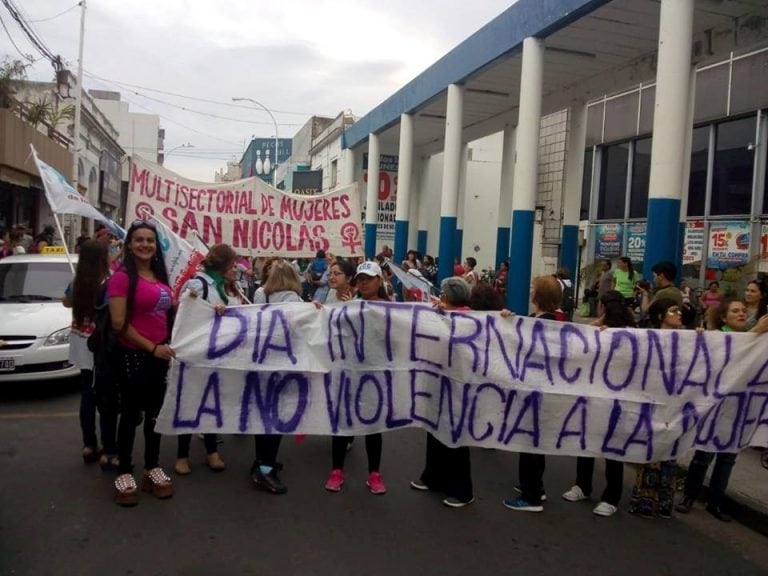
[1,380,768,576]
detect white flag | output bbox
[147,215,205,300]
[31,145,111,224]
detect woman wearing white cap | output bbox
[324,261,387,495]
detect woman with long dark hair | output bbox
[560,290,635,517]
[744,280,768,331]
[64,240,117,467]
[108,221,176,506]
[628,298,683,518]
[324,259,357,303]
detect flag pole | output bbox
[29,145,76,274]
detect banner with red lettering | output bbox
[126,158,363,257]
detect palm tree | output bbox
[0,58,28,109]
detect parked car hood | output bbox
[0,302,71,337]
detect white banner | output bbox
[156,298,768,462]
[31,146,111,224]
[127,157,363,257]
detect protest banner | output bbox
[156,297,768,463]
[127,157,363,257]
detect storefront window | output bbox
[580,149,593,220]
[597,142,629,220]
[687,127,709,217]
[629,138,651,218]
[710,116,755,216]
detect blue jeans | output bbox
[683,450,737,508]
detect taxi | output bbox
[0,250,79,382]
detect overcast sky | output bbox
[2,0,514,180]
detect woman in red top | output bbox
[108,221,176,507]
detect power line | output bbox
[83,69,331,118]
[28,2,80,23]
[0,10,34,62]
[0,0,63,70]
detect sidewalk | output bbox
[573,311,768,535]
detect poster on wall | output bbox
[594,223,624,259]
[625,223,646,264]
[759,223,768,273]
[362,153,398,244]
[683,220,705,265]
[241,138,293,185]
[707,220,751,269]
[292,170,323,196]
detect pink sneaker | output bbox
[366,472,387,495]
[325,469,345,492]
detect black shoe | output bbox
[251,469,287,495]
[675,497,694,514]
[706,505,732,522]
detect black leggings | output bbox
[332,434,382,472]
[177,434,219,458]
[116,347,169,475]
[575,457,624,505]
[254,435,282,468]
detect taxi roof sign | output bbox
[40,246,67,254]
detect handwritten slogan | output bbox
[156,297,768,462]
[126,158,363,257]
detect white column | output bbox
[455,143,469,261]
[364,133,380,259]
[341,147,356,185]
[437,83,464,281]
[560,103,588,278]
[507,36,544,313]
[408,155,423,253]
[643,0,694,279]
[395,113,414,264]
[496,125,516,265]
[677,67,696,277]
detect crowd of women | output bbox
[65,221,768,517]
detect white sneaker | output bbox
[561,485,588,502]
[593,501,618,517]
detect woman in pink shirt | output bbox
[108,220,176,507]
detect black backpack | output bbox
[559,279,575,313]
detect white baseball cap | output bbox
[355,261,383,279]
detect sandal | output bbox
[99,454,120,473]
[142,467,174,499]
[82,446,101,464]
[114,474,138,507]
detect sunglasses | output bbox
[666,307,682,316]
[130,219,156,229]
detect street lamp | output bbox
[232,97,279,188]
[165,142,195,156]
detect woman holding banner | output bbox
[502,275,562,513]
[676,298,768,521]
[109,220,176,507]
[560,290,635,517]
[174,244,243,476]
[324,259,356,304]
[627,298,682,519]
[324,261,388,495]
[250,259,304,495]
[410,277,477,507]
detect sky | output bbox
[1,0,515,180]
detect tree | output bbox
[0,57,28,109]
[25,95,52,128]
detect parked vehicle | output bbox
[0,253,79,382]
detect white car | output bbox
[0,253,80,382]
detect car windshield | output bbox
[0,262,72,302]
